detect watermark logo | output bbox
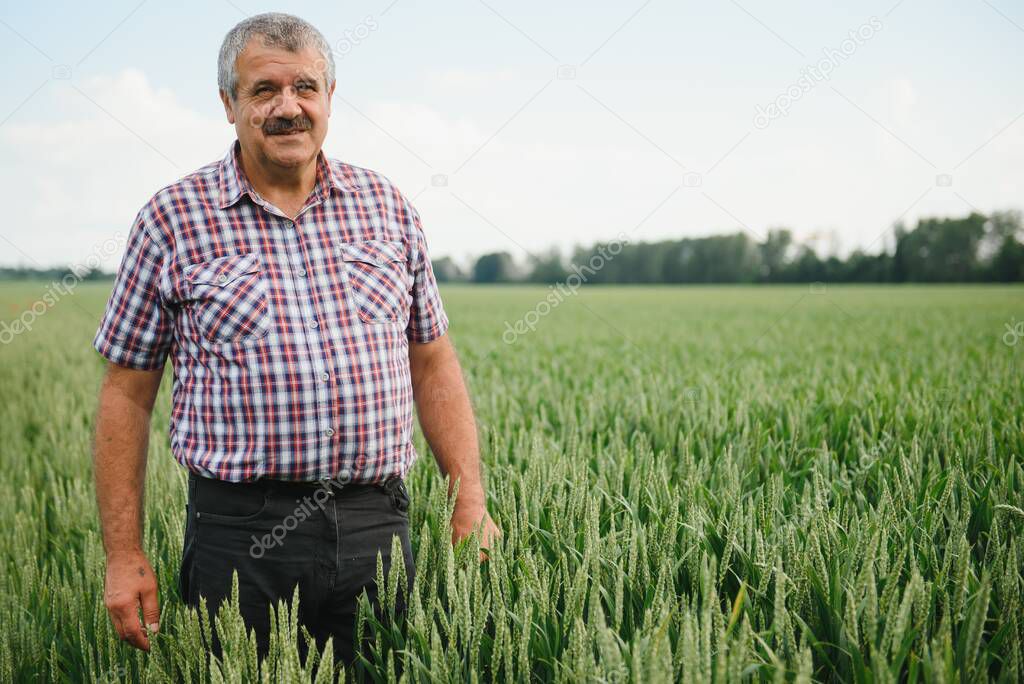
[333,15,379,59]
[97,665,129,683]
[502,232,629,344]
[1003,318,1023,347]
[753,17,883,130]
[248,470,352,558]
[0,233,125,346]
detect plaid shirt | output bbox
[94,140,449,483]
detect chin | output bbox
[264,139,314,166]
[269,152,307,168]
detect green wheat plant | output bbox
[1,283,1021,682]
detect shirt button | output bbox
[320,371,330,382]
[218,274,229,284]
[324,427,334,437]
[298,268,307,277]
[338,467,351,482]
[309,320,319,329]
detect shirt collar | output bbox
[217,139,357,209]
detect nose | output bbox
[271,86,303,120]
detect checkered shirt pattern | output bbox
[94,140,449,483]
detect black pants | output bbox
[179,471,414,667]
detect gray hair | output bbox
[218,12,335,100]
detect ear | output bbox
[326,80,335,117]
[219,89,236,125]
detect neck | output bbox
[237,144,319,208]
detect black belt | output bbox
[188,471,407,507]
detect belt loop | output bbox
[319,475,339,497]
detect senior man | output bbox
[91,12,499,665]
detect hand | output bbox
[103,551,160,651]
[451,502,502,561]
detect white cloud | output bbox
[2,67,1022,271]
[0,69,231,269]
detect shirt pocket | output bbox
[337,240,409,324]
[184,252,270,344]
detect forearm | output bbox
[411,342,485,508]
[92,369,158,559]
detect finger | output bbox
[111,613,128,641]
[113,603,151,651]
[140,583,161,636]
[481,520,500,545]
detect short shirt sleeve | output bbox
[93,212,173,370]
[403,198,449,343]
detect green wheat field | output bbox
[0,282,1022,683]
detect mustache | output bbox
[263,116,312,135]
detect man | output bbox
[91,12,500,665]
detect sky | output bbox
[1,0,1022,270]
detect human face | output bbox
[220,40,334,171]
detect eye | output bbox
[296,82,313,91]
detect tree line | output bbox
[2,211,1021,284]
[435,210,1024,284]
[0,266,112,281]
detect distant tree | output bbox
[789,245,825,282]
[431,257,466,283]
[551,214,1022,285]
[628,242,669,284]
[891,222,910,283]
[759,228,794,282]
[841,250,892,282]
[526,248,568,283]
[989,238,1024,282]
[77,267,111,281]
[0,265,113,281]
[472,252,516,283]
[6,211,1019,286]
[708,233,760,283]
[894,213,986,282]
[984,210,1024,282]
